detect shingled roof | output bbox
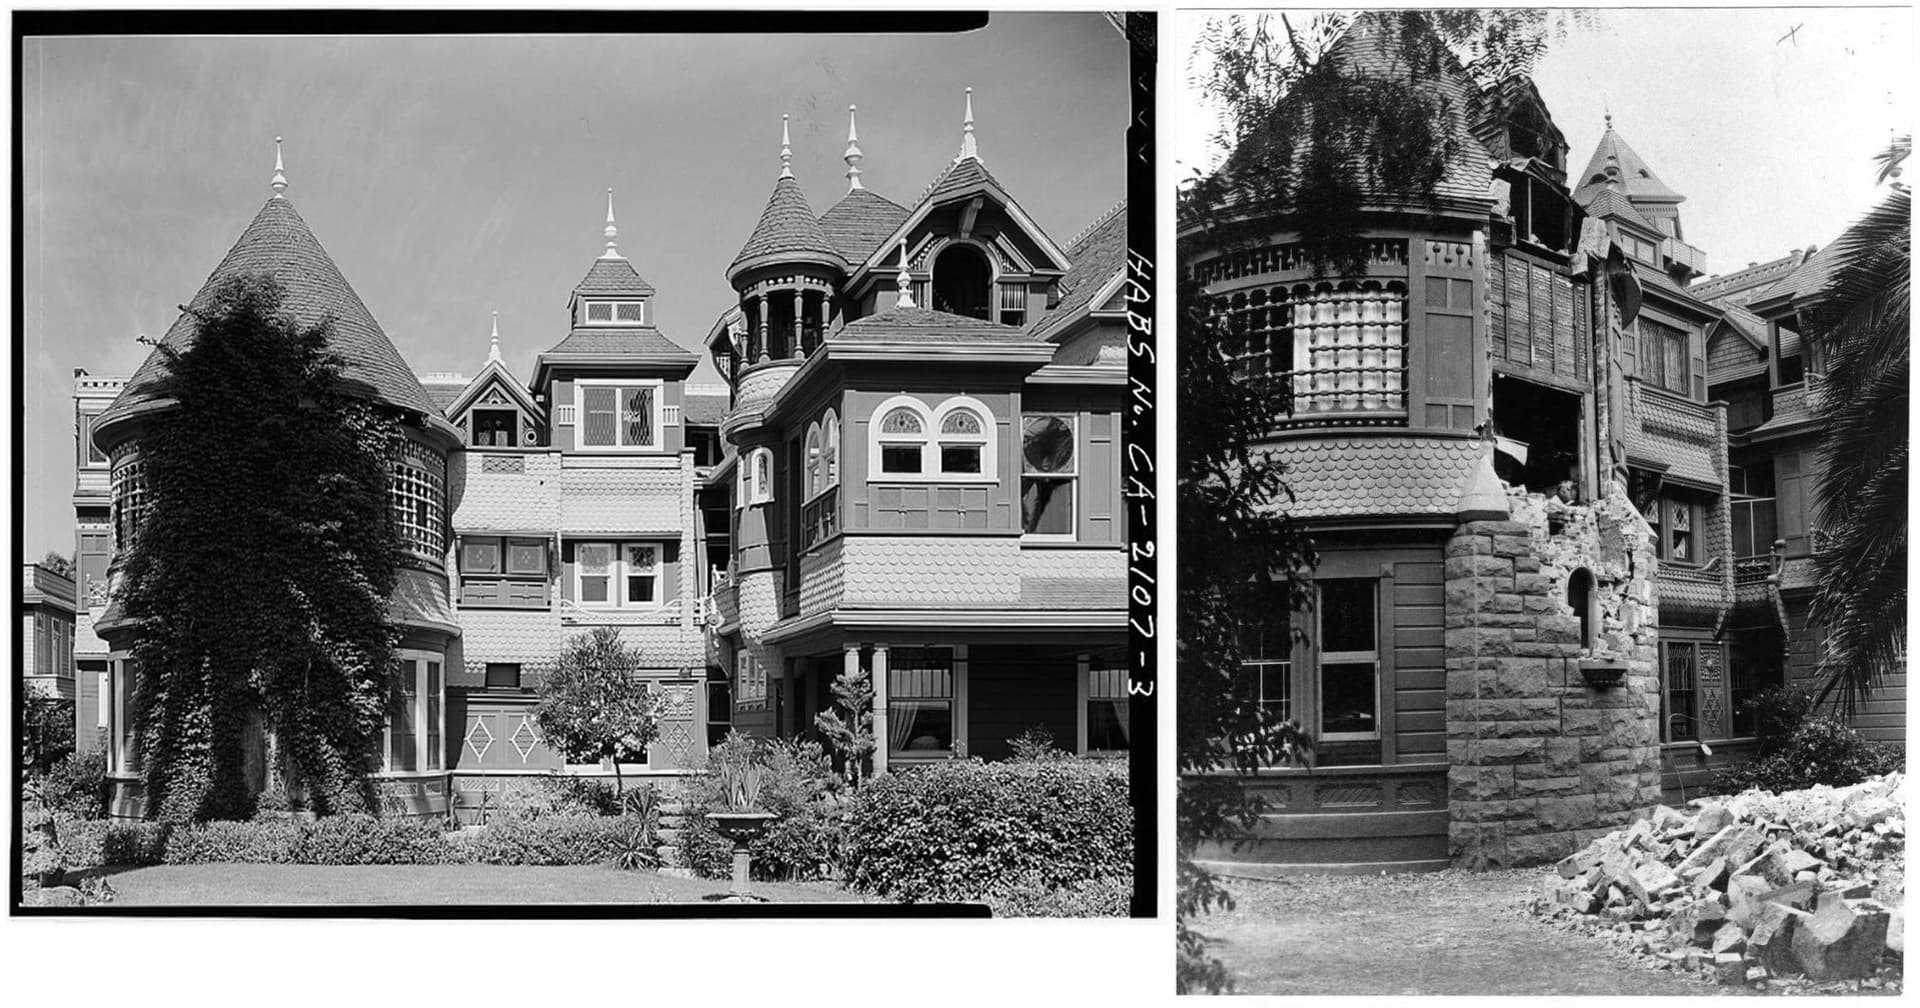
[1573,124,1684,207]
[540,327,699,368]
[1580,186,1658,231]
[833,305,1040,345]
[1028,200,1127,344]
[1753,239,1843,309]
[573,256,656,296]
[729,176,848,280]
[818,187,911,267]
[100,195,437,427]
[1690,249,1815,305]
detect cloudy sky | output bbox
[1177,7,1913,270]
[20,14,1130,563]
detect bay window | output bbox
[385,653,445,773]
[390,442,446,561]
[578,382,660,449]
[1222,280,1409,418]
[1021,413,1076,537]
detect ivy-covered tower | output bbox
[89,141,463,819]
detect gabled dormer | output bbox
[1573,119,1705,283]
[448,315,546,448]
[533,189,699,454]
[841,90,1074,327]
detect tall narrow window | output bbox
[998,282,1027,327]
[389,667,418,771]
[1239,578,1294,729]
[79,411,107,466]
[1568,568,1596,651]
[385,655,446,774]
[1317,579,1379,740]
[1640,317,1691,395]
[577,544,613,604]
[888,647,955,756]
[822,412,840,486]
[1667,501,1694,562]
[625,545,660,604]
[1021,414,1076,536]
[805,423,823,497]
[1085,660,1131,753]
[1664,642,1699,741]
[426,661,443,771]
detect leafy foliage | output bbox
[1712,716,1904,795]
[40,551,76,579]
[837,759,1131,903]
[677,733,842,882]
[21,695,77,772]
[37,749,107,820]
[1006,725,1072,762]
[533,627,660,795]
[983,871,1132,918]
[1802,137,1910,714]
[116,273,405,821]
[812,661,876,787]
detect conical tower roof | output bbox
[1574,122,1684,208]
[100,194,436,427]
[728,175,848,283]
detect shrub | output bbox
[290,814,471,865]
[1714,714,1905,794]
[22,695,77,772]
[1007,725,1072,762]
[39,750,107,820]
[473,813,648,866]
[839,759,1131,902]
[984,872,1133,917]
[166,818,302,863]
[678,734,843,881]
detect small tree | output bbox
[40,551,75,579]
[813,664,875,788]
[533,627,660,797]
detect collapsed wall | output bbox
[1445,477,1663,867]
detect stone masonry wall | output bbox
[1445,481,1663,868]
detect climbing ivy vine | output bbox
[117,273,405,821]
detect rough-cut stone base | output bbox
[1446,483,1662,868]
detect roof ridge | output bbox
[1066,199,1127,251]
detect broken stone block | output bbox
[1695,802,1734,836]
[1790,897,1890,981]
[1711,921,1748,954]
[1748,902,1809,976]
[1887,909,1903,954]
[1761,879,1818,910]
[1713,952,1749,985]
[1778,848,1824,876]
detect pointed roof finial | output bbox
[601,187,623,259]
[271,136,288,198]
[780,114,794,179]
[488,312,502,363]
[894,239,915,308]
[958,87,977,161]
[844,104,864,192]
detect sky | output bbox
[1176,6,1913,271]
[19,14,1130,563]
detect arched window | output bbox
[933,397,997,479]
[822,410,841,487]
[932,243,993,320]
[873,400,930,475]
[1568,568,1597,651]
[805,422,823,497]
[747,447,774,505]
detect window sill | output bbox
[870,474,999,485]
[1019,536,1089,548]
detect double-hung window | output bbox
[578,382,660,449]
[573,542,664,608]
[1082,657,1131,754]
[1317,579,1379,741]
[888,647,958,758]
[385,653,444,773]
[1020,414,1076,537]
[1639,317,1692,396]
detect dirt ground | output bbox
[1197,869,1741,996]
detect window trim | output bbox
[79,410,108,467]
[869,395,933,480]
[745,446,776,506]
[571,540,667,610]
[932,396,998,483]
[1020,411,1079,541]
[581,298,647,327]
[1076,654,1131,756]
[469,406,521,448]
[574,379,664,451]
[382,650,445,774]
[885,644,968,761]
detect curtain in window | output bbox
[623,387,655,446]
[583,387,617,445]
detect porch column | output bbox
[871,643,889,777]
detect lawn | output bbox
[1194,869,1738,996]
[76,863,872,907]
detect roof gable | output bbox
[850,156,1072,284]
[446,360,542,420]
[102,195,436,426]
[1027,200,1128,344]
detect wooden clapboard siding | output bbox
[1782,594,1908,745]
[1393,561,1448,760]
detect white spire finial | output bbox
[958,87,977,162]
[894,240,915,309]
[601,187,623,259]
[844,104,864,192]
[780,114,793,179]
[488,312,502,363]
[271,136,288,198]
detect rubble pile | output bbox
[1539,773,1905,988]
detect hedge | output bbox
[54,813,652,869]
[839,759,1132,902]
